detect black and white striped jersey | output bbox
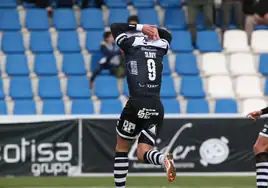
[110,23,172,98]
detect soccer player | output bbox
[110,22,175,188]
[248,107,268,188]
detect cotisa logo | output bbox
[0,138,72,176]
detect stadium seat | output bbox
[0,101,7,114]
[105,0,127,8]
[236,76,263,98]
[10,77,33,99]
[196,11,206,30]
[34,54,58,76]
[0,0,17,8]
[162,99,180,113]
[94,76,120,98]
[180,76,205,98]
[90,52,104,72]
[131,0,155,8]
[175,54,199,75]
[0,10,20,31]
[123,79,129,97]
[26,9,49,30]
[53,9,77,30]
[71,100,94,114]
[138,9,160,26]
[2,32,25,54]
[264,79,268,95]
[100,99,122,114]
[14,100,36,115]
[81,9,104,30]
[30,32,53,53]
[109,9,130,25]
[38,77,62,99]
[165,9,186,30]
[162,56,171,75]
[159,0,181,8]
[58,31,81,53]
[160,76,177,98]
[62,54,87,76]
[6,55,29,76]
[259,54,268,75]
[215,99,237,113]
[223,30,250,53]
[86,31,103,52]
[254,25,268,30]
[171,31,193,52]
[197,31,221,52]
[229,53,257,76]
[242,98,267,114]
[187,99,209,113]
[67,76,91,99]
[43,100,65,114]
[0,80,6,100]
[201,53,228,76]
[207,76,234,99]
[252,30,268,53]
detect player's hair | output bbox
[127,15,139,24]
[103,31,112,40]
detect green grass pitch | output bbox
[0,176,256,188]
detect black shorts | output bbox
[116,97,164,146]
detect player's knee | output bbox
[115,135,129,153]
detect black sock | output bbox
[143,149,164,165]
[114,152,128,188]
[256,152,268,188]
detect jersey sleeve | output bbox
[110,23,142,52]
[157,28,172,53]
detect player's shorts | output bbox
[260,123,268,137]
[116,97,164,146]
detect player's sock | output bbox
[144,149,164,165]
[114,152,128,188]
[256,152,268,188]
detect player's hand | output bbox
[142,25,157,40]
[247,110,262,120]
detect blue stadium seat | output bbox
[94,76,120,98]
[71,100,94,114]
[171,31,193,52]
[26,9,49,30]
[2,32,24,54]
[90,52,103,72]
[180,76,205,98]
[254,25,268,30]
[105,0,127,8]
[10,77,33,99]
[160,76,177,98]
[81,9,104,30]
[86,31,103,52]
[215,99,237,113]
[0,0,17,8]
[175,54,199,75]
[6,55,29,76]
[264,79,268,95]
[162,99,180,113]
[131,0,155,8]
[159,0,181,8]
[0,101,7,114]
[197,31,221,52]
[38,77,62,99]
[53,9,77,30]
[259,54,268,75]
[138,9,160,25]
[187,99,209,113]
[109,9,130,25]
[23,2,37,8]
[62,54,86,76]
[196,11,205,30]
[14,100,36,115]
[162,56,171,75]
[100,99,122,114]
[123,79,129,96]
[0,80,5,100]
[0,10,20,31]
[34,54,58,76]
[58,31,81,53]
[30,32,53,53]
[67,76,90,99]
[43,100,65,114]
[165,9,186,30]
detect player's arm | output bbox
[248,107,268,120]
[157,28,172,44]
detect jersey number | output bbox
[147,59,156,81]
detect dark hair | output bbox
[127,15,139,24]
[103,31,112,39]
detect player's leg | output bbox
[254,130,268,188]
